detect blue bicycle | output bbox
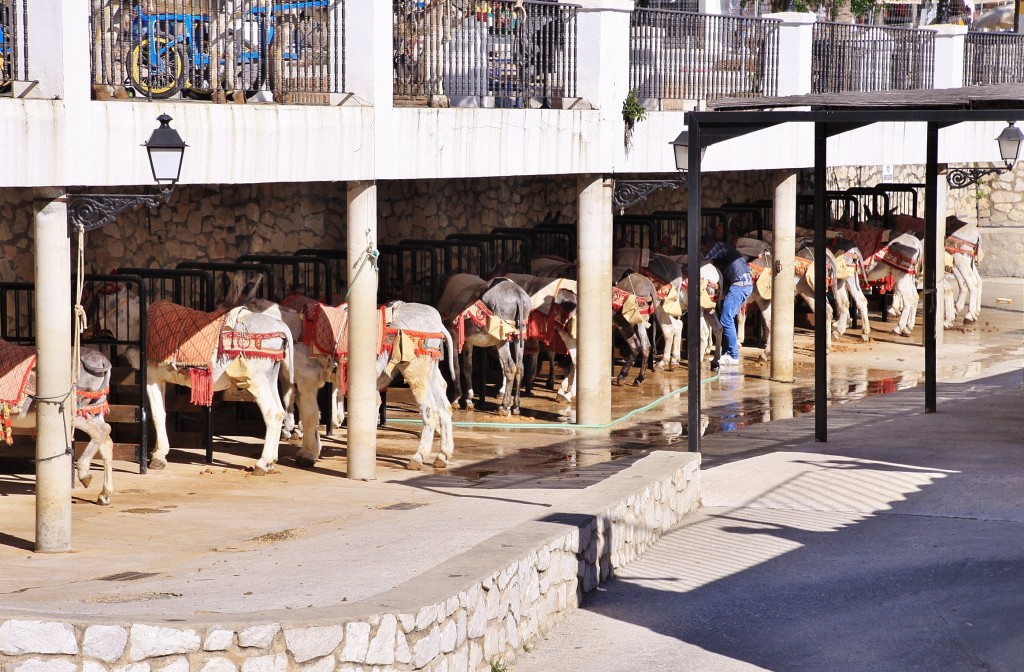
[127,1,329,100]
[0,3,11,93]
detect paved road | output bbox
[515,283,1024,672]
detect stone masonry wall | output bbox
[827,164,1024,277]
[1,165,1019,286]
[0,456,701,672]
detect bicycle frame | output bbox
[126,0,332,98]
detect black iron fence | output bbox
[1,0,28,93]
[964,31,1024,86]
[89,0,345,103]
[629,9,780,105]
[812,22,935,93]
[394,0,578,107]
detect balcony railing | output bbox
[393,0,579,107]
[1,0,28,94]
[89,0,345,103]
[964,31,1024,86]
[629,9,780,106]
[812,22,935,94]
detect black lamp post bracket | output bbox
[66,189,173,235]
[946,166,1009,189]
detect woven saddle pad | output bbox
[0,340,36,407]
[147,300,228,368]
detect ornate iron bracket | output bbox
[67,189,173,234]
[612,178,685,214]
[946,166,1009,189]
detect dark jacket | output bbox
[706,243,751,287]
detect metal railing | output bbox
[629,9,780,105]
[1,0,28,93]
[393,0,578,107]
[89,0,345,103]
[812,22,935,94]
[964,31,1024,86]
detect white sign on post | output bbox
[882,164,894,182]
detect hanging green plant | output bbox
[622,89,647,152]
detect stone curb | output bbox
[1,452,701,672]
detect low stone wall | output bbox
[0,453,701,672]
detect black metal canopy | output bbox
[683,99,1024,453]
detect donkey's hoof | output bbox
[613,377,624,387]
[432,456,449,469]
[252,465,272,476]
[512,407,521,416]
[497,406,510,417]
[632,377,644,387]
[149,457,167,471]
[464,400,475,411]
[861,334,871,342]
[97,493,111,506]
[78,472,93,488]
[406,458,423,471]
[294,454,316,469]
[964,317,976,325]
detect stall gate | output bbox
[445,232,533,276]
[379,243,439,305]
[237,254,334,304]
[0,276,150,472]
[295,249,347,304]
[115,268,216,463]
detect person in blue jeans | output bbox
[705,241,753,366]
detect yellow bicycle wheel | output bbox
[127,36,185,99]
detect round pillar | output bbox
[770,171,797,383]
[576,176,613,426]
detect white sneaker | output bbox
[718,354,740,365]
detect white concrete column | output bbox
[576,175,614,427]
[34,193,74,553]
[929,25,968,90]
[575,1,633,166]
[346,181,379,481]
[764,12,817,97]
[344,0,390,108]
[770,170,797,383]
[27,0,91,102]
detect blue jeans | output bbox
[721,282,753,359]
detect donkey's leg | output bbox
[615,326,639,386]
[432,366,455,468]
[403,358,440,469]
[74,415,114,506]
[495,343,516,416]
[460,344,475,410]
[633,324,651,386]
[293,371,326,468]
[146,375,172,470]
[848,278,871,341]
[895,274,919,336]
[251,365,287,475]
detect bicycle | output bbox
[1,3,11,93]
[126,0,329,100]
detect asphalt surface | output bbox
[514,280,1024,672]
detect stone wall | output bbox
[1,164,1019,286]
[827,164,1024,277]
[0,454,701,672]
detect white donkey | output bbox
[945,216,983,325]
[243,296,457,470]
[94,285,294,474]
[4,346,115,505]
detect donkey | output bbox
[242,295,457,470]
[93,285,294,474]
[4,346,116,505]
[611,270,658,387]
[436,274,531,415]
[945,215,983,325]
[504,273,578,402]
